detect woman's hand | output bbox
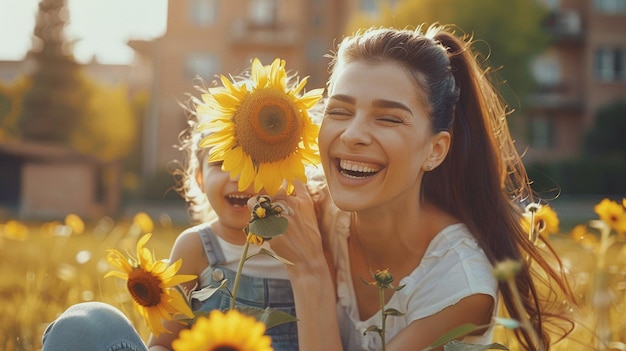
[263,181,326,273]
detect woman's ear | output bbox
[423,131,451,171]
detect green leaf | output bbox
[190,280,228,302]
[394,284,406,291]
[237,306,298,329]
[383,308,406,317]
[249,216,288,238]
[422,323,485,350]
[493,317,520,329]
[363,325,382,335]
[442,340,509,351]
[250,248,294,266]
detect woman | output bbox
[267,25,574,351]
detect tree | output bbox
[0,76,31,141]
[71,80,138,161]
[347,0,550,110]
[584,100,626,158]
[18,0,90,145]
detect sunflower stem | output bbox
[507,277,544,351]
[379,286,387,351]
[230,235,251,310]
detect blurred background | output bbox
[0,0,625,224]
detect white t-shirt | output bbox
[325,208,499,351]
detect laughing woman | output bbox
[266,25,575,351]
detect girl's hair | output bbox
[172,80,217,224]
[328,25,575,350]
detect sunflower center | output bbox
[234,88,302,164]
[213,346,239,351]
[127,269,163,307]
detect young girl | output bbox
[147,98,299,350]
[265,25,575,351]
[41,83,299,351]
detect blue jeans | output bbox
[194,266,299,351]
[42,276,299,351]
[41,302,148,351]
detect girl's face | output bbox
[320,60,446,212]
[199,158,257,231]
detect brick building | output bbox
[527,0,626,161]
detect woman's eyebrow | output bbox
[328,94,355,104]
[328,94,413,116]
[372,99,413,115]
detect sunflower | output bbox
[172,309,273,351]
[105,233,196,336]
[64,213,85,235]
[522,203,560,239]
[197,58,324,196]
[594,198,626,234]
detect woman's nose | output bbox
[339,117,371,146]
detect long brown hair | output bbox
[328,25,575,350]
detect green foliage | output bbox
[527,157,626,195]
[71,80,138,161]
[346,0,550,109]
[584,100,626,157]
[18,0,90,145]
[529,100,626,196]
[0,76,32,140]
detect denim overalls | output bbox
[193,226,299,351]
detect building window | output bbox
[594,0,626,13]
[594,47,626,82]
[190,0,218,26]
[185,54,219,80]
[249,0,276,27]
[531,116,553,150]
[532,52,562,87]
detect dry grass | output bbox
[0,215,182,351]
[1,213,625,351]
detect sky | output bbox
[0,0,168,64]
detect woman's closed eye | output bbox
[377,115,404,124]
[324,107,353,119]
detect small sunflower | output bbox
[105,233,196,336]
[522,203,560,239]
[0,220,29,241]
[569,224,598,250]
[64,213,85,235]
[197,58,324,196]
[594,198,626,234]
[172,309,273,351]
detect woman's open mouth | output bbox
[338,159,382,179]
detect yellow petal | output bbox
[222,147,244,172]
[257,162,283,196]
[237,156,257,191]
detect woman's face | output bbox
[319,60,439,212]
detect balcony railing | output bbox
[528,91,585,112]
[544,9,585,43]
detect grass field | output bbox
[1,202,625,351]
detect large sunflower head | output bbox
[172,309,274,351]
[105,233,196,336]
[197,58,324,196]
